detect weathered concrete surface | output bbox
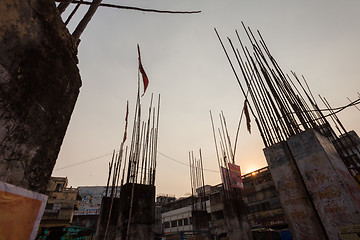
[0,0,81,193]
[288,129,360,240]
[223,196,253,240]
[116,183,155,240]
[96,197,121,240]
[192,210,210,230]
[263,141,327,240]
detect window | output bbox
[178,219,183,226]
[183,218,189,226]
[53,203,61,210]
[171,220,177,228]
[55,183,63,192]
[45,203,54,209]
[163,221,170,229]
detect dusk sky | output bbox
[54,0,360,197]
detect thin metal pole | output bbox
[189,152,194,211]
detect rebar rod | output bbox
[215,28,267,146]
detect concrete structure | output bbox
[242,167,287,229]
[160,169,290,239]
[222,196,252,240]
[334,130,360,183]
[95,196,121,240]
[161,195,211,239]
[287,129,360,239]
[162,197,199,233]
[40,177,79,228]
[155,194,176,237]
[209,185,228,238]
[0,0,81,194]
[263,141,326,240]
[72,186,121,231]
[116,183,155,240]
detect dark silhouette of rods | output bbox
[214,22,360,176]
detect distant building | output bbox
[160,195,211,239]
[156,194,176,205]
[40,177,80,228]
[72,186,120,230]
[37,177,80,239]
[159,166,289,239]
[242,167,287,230]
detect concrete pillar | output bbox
[263,141,327,240]
[95,197,121,240]
[0,0,81,194]
[223,197,253,240]
[192,210,209,231]
[287,129,360,239]
[192,210,210,238]
[116,183,155,240]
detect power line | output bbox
[53,99,358,173]
[157,151,218,173]
[54,152,114,171]
[54,150,219,173]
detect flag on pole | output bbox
[244,100,251,134]
[122,101,129,143]
[137,44,149,97]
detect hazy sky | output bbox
[54,0,360,197]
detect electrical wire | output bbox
[54,150,219,173]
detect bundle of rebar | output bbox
[104,92,160,197]
[125,92,161,186]
[189,149,206,211]
[215,22,360,175]
[210,111,244,201]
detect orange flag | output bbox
[244,100,251,134]
[137,44,149,96]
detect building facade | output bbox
[40,177,79,228]
[242,167,287,230]
[159,166,289,239]
[37,177,81,239]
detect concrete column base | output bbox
[264,141,327,240]
[288,129,360,239]
[116,183,155,240]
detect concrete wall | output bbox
[95,197,121,240]
[0,0,81,193]
[263,141,327,240]
[192,210,210,231]
[288,129,360,239]
[72,215,99,229]
[223,197,252,240]
[116,183,155,240]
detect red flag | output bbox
[244,100,251,134]
[137,44,149,97]
[122,101,129,143]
